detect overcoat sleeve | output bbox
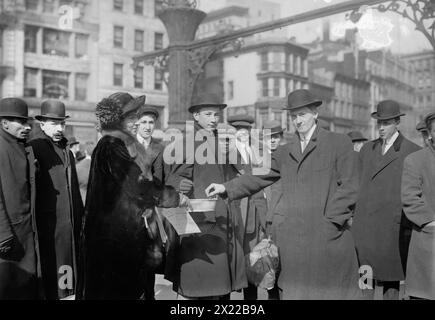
[224,151,281,201]
[324,136,358,227]
[0,177,13,244]
[0,150,13,243]
[402,155,434,228]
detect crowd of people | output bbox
[0,88,434,300]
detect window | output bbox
[272,52,281,71]
[154,69,163,90]
[75,33,88,59]
[427,95,432,104]
[113,63,123,86]
[113,26,124,48]
[154,32,163,50]
[24,68,38,97]
[260,52,268,71]
[113,0,123,11]
[227,81,234,100]
[25,0,38,10]
[43,28,70,57]
[273,78,280,96]
[135,30,144,52]
[43,0,55,13]
[261,78,268,97]
[155,0,164,16]
[24,25,38,53]
[134,67,144,89]
[135,0,144,14]
[75,73,88,101]
[42,70,69,99]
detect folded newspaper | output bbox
[156,207,201,235]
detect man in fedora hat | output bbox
[165,101,247,299]
[207,89,362,299]
[0,98,41,299]
[29,99,84,300]
[402,111,435,300]
[347,131,368,153]
[68,137,84,163]
[352,100,420,300]
[227,114,268,301]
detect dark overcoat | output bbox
[352,133,420,281]
[166,123,247,298]
[0,129,41,299]
[29,133,84,299]
[224,127,362,299]
[225,128,360,299]
[402,146,435,299]
[76,131,179,300]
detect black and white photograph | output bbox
[0,0,434,311]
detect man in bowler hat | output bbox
[352,100,420,300]
[0,98,41,299]
[207,89,362,299]
[30,99,84,300]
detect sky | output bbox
[197,0,432,54]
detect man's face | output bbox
[236,128,250,144]
[290,107,318,135]
[353,141,365,152]
[136,114,156,140]
[71,144,80,153]
[193,107,220,131]
[429,120,435,146]
[377,118,398,140]
[1,117,31,140]
[419,130,430,147]
[40,119,66,142]
[265,133,283,151]
[122,113,139,136]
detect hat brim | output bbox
[0,113,33,120]
[282,100,323,110]
[263,129,284,136]
[189,104,227,113]
[230,121,253,128]
[35,115,70,121]
[352,138,368,142]
[371,112,405,120]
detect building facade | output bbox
[402,50,435,120]
[0,0,169,143]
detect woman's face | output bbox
[122,113,139,135]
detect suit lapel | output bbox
[288,136,302,163]
[371,134,403,179]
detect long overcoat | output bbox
[166,122,247,298]
[224,127,362,299]
[401,146,435,299]
[29,133,84,299]
[0,129,41,299]
[76,130,180,300]
[352,134,420,281]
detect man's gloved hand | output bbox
[179,179,193,194]
[0,237,14,255]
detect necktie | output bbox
[301,137,308,153]
[382,139,387,155]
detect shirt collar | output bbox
[385,131,399,146]
[136,133,151,148]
